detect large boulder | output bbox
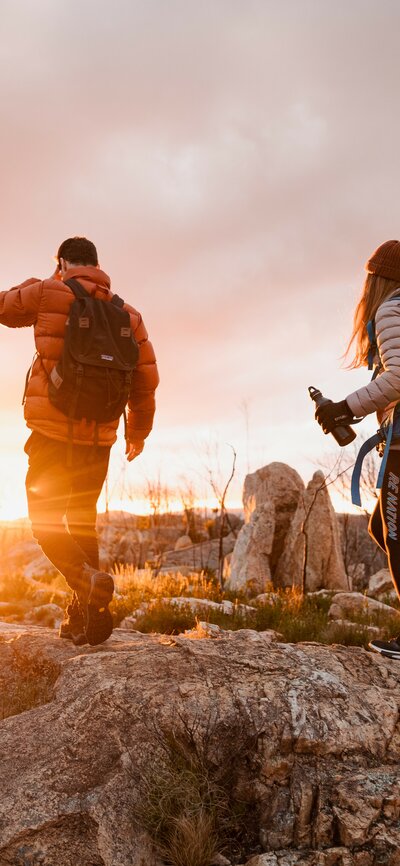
[328,591,400,625]
[1,539,59,582]
[224,503,274,593]
[99,524,146,569]
[337,512,387,587]
[174,534,192,550]
[226,463,305,593]
[275,471,348,591]
[243,463,305,573]
[368,568,394,599]
[1,626,400,864]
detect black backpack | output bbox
[47,278,139,425]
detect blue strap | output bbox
[376,421,393,489]
[351,432,382,507]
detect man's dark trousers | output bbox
[25,431,111,589]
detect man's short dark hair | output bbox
[57,237,98,267]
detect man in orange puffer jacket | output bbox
[0,236,159,646]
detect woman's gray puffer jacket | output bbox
[346,292,400,420]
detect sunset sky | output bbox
[0,0,398,518]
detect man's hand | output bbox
[315,399,354,434]
[125,440,145,462]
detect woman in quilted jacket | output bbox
[315,240,400,659]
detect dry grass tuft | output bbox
[161,812,218,866]
[138,758,221,866]
[135,711,260,865]
[111,566,221,626]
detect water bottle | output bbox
[308,386,356,447]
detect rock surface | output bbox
[243,463,304,572]
[174,534,192,550]
[224,503,274,593]
[328,591,400,624]
[159,533,236,571]
[337,512,386,588]
[1,625,400,865]
[368,568,394,599]
[120,596,256,630]
[275,471,348,592]
[226,463,304,593]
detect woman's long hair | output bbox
[345,273,400,368]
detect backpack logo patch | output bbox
[50,367,63,390]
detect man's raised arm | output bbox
[0,278,43,328]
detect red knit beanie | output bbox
[365,240,400,281]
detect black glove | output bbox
[315,399,354,434]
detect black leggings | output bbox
[369,449,400,599]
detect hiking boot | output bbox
[59,595,87,646]
[369,637,400,658]
[76,564,114,646]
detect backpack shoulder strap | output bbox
[111,293,125,309]
[64,278,90,299]
[65,278,125,308]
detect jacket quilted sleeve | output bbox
[0,279,43,327]
[125,309,159,443]
[346,297,400,416]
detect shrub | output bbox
[0,574,31,603]
[131,601,197,635]
[0,655,60,720]
[135,712,261,865]
[111,567,222,626]
[110,565,397,649]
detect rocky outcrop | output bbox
[121,597,256,630]
[159,533,236,572]
[337,512,386,589]
[99,523,147,569]
[1,624,400,865]
[224,503,274,593]
[368,568,394,600]
[227,465,348,595]
[226,463,304,593]
[328,591,400,625]
[243,462,305,571]
[275,471,348,592]
[174,534,192,550]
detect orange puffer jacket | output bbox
[0,266,159,447]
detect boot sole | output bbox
[85,605,113,646]
[87,573,114,607]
